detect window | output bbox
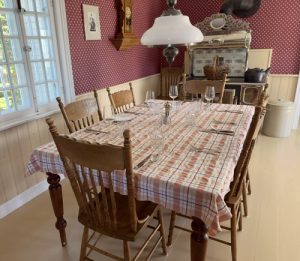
[0,0,74,129]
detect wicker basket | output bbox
[203,56,230,80]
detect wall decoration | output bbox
[83,4,101,40]
[110,0,139,51]
[64,1,162,95]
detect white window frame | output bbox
[0,0,75,131]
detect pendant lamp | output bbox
[141,0,203,65]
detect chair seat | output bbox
[78,191,158,241]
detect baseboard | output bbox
[0,176,63,219]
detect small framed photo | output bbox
[83,4,101,40]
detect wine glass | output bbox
[169,85,178,108]
[205,86,215,109]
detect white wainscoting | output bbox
[0,74,160,218]
[268,74,298,102]
[293,72,300,128]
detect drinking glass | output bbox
[102,105,115,123]
[149,130,164,162]
[205,86,215,109]
[185,111,197,126]
[169,85,178,109]
[145,90,155,104]
[117,121,130,136]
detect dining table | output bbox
[26,100,254,261]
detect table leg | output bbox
[191,217,208,261]
[46,172,67,246]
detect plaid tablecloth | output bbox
[26,102,254,235]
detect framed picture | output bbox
[83,4,101,40]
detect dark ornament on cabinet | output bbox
[220,0,261,18]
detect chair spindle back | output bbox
[107,83,136,114]
[57,90,102,133]
[227,106,262,200]
[183,74,227,103]
[46,118,138,233]
[160,67,183,97]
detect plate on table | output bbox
[113,114,134,122]
[145,99,164,105]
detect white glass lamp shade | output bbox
[141,15,203,46]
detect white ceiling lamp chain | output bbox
[141,0,203,65]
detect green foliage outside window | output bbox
[0,0,19,112]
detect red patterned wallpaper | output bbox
[65,1,299,95]
[177,0,300,74]
[64,0,163,95]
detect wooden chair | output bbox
[46,119,167,261]
[56,90,102,133]
[107,83,136,114]
[223,89,236,104]
[160,67,183,98]
[242,88,269,216]
[182,74,227,103]
[167,106,262,261]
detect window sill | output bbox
[0,107,60,132]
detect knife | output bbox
[216,109,243,114]
[200,129,234,136]
[134,154,152,169]
[124,111,144,115]
[84,128,110,134]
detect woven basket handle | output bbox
[212,56,220,79]
[213,56,220,69]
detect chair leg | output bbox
[157,209,168,255]
[167,211,177,246]
[242,181,248,217]
[80,226,89,261]
[246,169,252,195]
[231,207,237,261]
[238,203,243,231]
[123,241,131,261]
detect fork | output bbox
[190,145,221,155]
[212,119,237,125]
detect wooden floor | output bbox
[0,127,300,261]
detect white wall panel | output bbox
[0,75,160,208]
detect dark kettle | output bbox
[244,67,270,83]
